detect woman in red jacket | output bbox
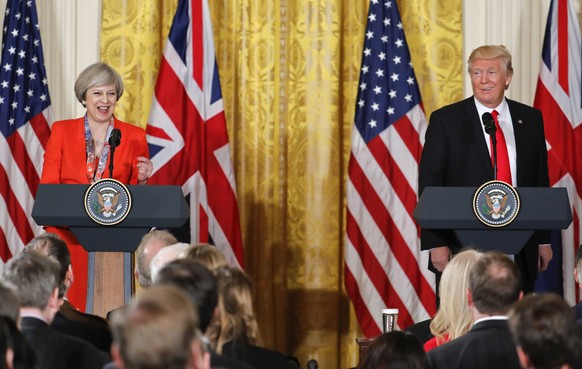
[40,62,153,310]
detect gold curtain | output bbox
[100,0,461,368]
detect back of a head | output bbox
[2,251,60,310]
[181,243,228,271]
[135,230,178,287]
[469,251,521,315]
[509,293,580,369]
[149,242,190,284]
[213,266,258,347]
[357,331,428,369]
[0,282,19,323]
[110,285,200,369]
[155,258,218,332]
[431,249,483,339]
[25,233,70,297]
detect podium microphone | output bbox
[108,128,121,178]
[482,112,498,180]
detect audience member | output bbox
[134,229,177,288]
[428,251,523,369]
[0,284,35,369]
[149,242,190,283]
[509,293,582,369]
[110,285,209,369]
[0,317,12,369]
[2,251,107,369]
[0,316,35,369]
[357,331,429,369]
[424,249,483,350]
[180,243,229,271]
[0,283,19,324]
[24,233,112,353]
[573,245,582,321]
[209,266,288,369]
[155,259,256,369]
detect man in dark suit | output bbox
[25,233,112,354]
[419,44,551,293]
[2,251,107,369]
[428,251,522,369]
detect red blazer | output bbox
[40,116,148,185]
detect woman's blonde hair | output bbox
[430,248,483,342]
[208,266,259,353]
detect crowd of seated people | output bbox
[2,233,582,369]
[0,232,292,369]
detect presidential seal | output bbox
[84,178,132,226]
[473,180,520,227]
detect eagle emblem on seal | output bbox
[484,191,512,219]
[97,192,122,217]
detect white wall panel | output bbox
[463,0,553,105]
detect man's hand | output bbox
[538,245,553,271]
[431,246,452,272]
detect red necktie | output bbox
[490,110,512,184]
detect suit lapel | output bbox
[507,99,526,186]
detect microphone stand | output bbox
[491,133,498,181]
[109,145,116,179]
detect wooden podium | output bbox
[32,184,189,317]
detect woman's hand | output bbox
[136,156,153,185]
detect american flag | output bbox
[345,0,436,336]
[533,0,582,304]
[0,0,51,267]
[146,0,243,267]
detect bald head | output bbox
[149,243,191,284]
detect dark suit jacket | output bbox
[573,302,582,321]
[21,316,108,369]
[419,97,550,290]
[404,318,433,345]
[210,350,258,369]
[428,319,521,369]
[222,341,288,369]
[51,299,113,354]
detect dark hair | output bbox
[469,251,521,314]
[155,259,218,332]
[0,316,36,369]
[509,293,581,369]
[0,317,9,369]
[357,331,428,369]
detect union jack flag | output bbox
[147,0,243,267]
[345,0,435,336]
[0,0,51,267]
[533,0,582,303]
